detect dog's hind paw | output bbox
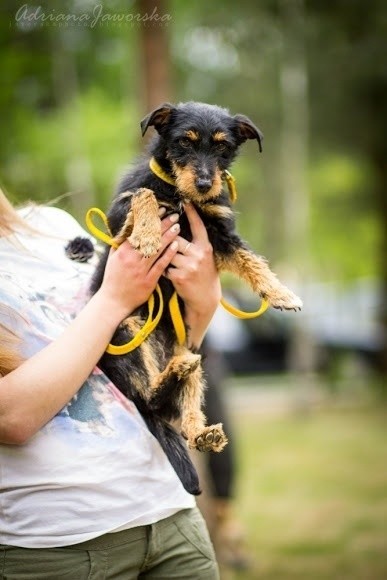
[192,424,228,453]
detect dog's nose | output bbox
[196,178,212,193]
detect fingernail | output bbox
[169,213,179,223]
[171,241,178,250]
[171,223,180,232]
[159,206,166,216]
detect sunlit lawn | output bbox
[227,390,387,579]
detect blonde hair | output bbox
[0,318,23,377]
[0,189,29,375]
[0,189,36,237]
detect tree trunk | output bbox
[50,27,94,219]
[279,0,317,374]
[372,151,387,377]
[137,0,172,114]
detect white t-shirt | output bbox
[0,206,194,548]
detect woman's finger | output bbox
[146,222,180,267]
[173,235,195,256]
[149,240,179,279]
[183,203,208,244]
[160,212,180,234]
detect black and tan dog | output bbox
[90,102,302,495]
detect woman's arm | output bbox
[0,216,180,444]
[165,203,221,350]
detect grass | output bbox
[225,392,387,580]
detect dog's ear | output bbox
[233,114,264,153]
[140,103,175,136]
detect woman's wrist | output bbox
[90,289,135,331]
[184,303,218,351]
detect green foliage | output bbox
[2,89,139,213]
[1,0,385,285]
[309,154,380,280]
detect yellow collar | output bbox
[149,157,175,186]
[149,157,238,203]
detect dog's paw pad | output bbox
[194,424,228,452]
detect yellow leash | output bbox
[85,208,164,355]
[220,296,269,319]
[168,289,187,345]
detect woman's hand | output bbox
[99,212,180,324]
[165,203,221,350]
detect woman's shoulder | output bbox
[18,205,91,240]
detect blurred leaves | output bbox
[0,0,386,283]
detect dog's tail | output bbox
[143,413,201,496]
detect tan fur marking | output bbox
[115,190,134,203]
[212,131,227,142]
[172,162,223,204]
[152,352,201,391]
[185,130,199,141]
[201,204,233,220]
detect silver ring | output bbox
[183,242,192,254]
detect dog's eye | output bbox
[179,138,191,148]
[215,142,227,152]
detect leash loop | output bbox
[106,284,164,355]
[85,207,162,355]
[85,208,119,249]
[220,296,269,319]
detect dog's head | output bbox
[141,102,263,204]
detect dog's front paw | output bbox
[192,424,228,453]
[266,286,303,311]
[129,231,161,258]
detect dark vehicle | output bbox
[206,281,382,374]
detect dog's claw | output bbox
[267,288,303,311]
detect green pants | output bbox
[0,507,219,580]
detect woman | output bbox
[0,190,221,579]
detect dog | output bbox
[90,101,302,495]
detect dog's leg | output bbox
[148,350,202,408]
[216,247,303,310]
[113,188,161,257]
[179,364,228,453]
[147,346,227,453]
